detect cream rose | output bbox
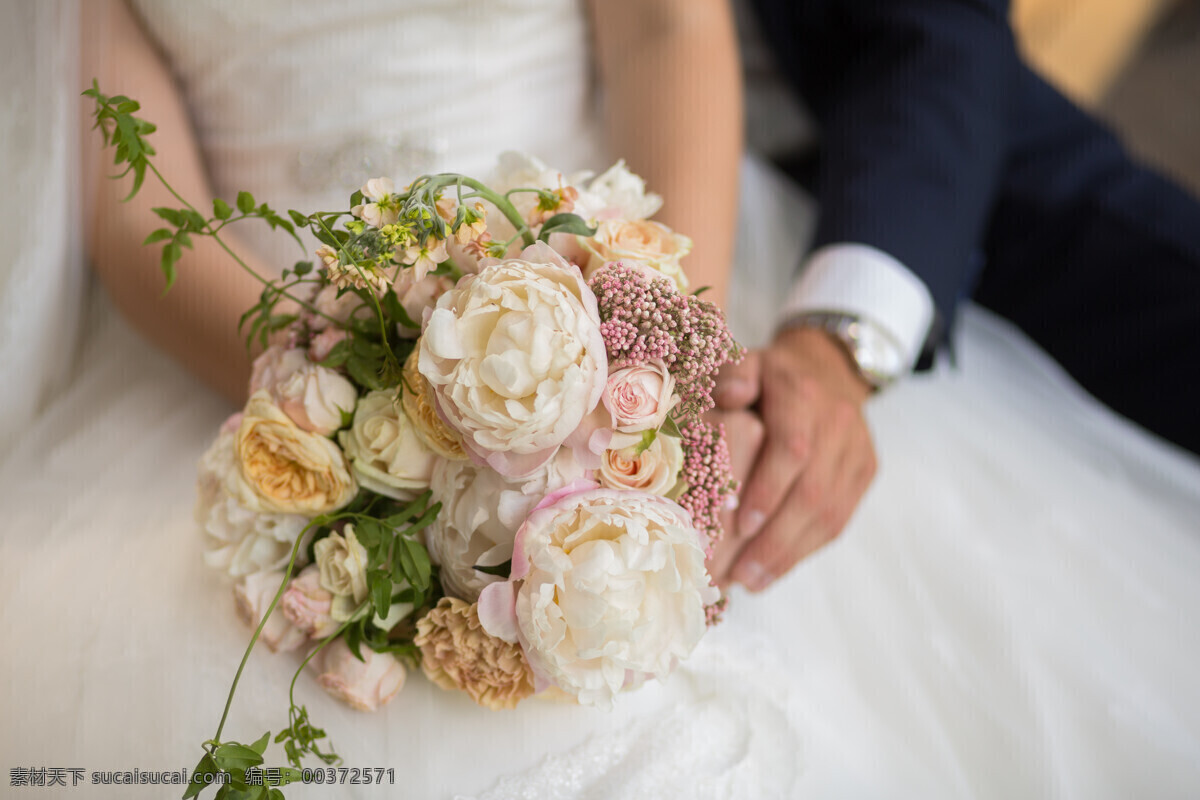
[598,434,684,497]
[418,242,608,477]
[426,448,589,602]
[315,638,407,712]
[339,390,437,500]
[227,392,357,515]
[314,524,369,621]
[603,360,678,435]
[233,570,306,653]
[580,219,692,291]
[276,364,357,437]
[478,484,718,707]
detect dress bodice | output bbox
[129,0,604,268]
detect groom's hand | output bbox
[708,327,877,591]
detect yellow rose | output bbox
[579,219,692,291]
[229,391,357,515]
[400,350,467,461]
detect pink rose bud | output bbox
[308,327,348,364]
[602,359,678,434]
[233,571,306,653]
[280,565,338,639]
[315,638,407,712]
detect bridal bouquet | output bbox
[88,85,739,797]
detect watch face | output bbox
[845,319,904,384]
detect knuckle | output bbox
[782,429,811,461]
[797,477,825,508]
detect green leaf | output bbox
[660,414,683,438]
[213,198,233,220]
[292,260,313,277]
[182,208,208,231]
[384,289,421,330]
[537,212,597,241]
[248,732,271,756]
[183,754,219,799]
[213,742,265,772]
[288,209,309,227]
[474,560,512,578]
[143,227,173,245]
[344,619,365,661]
[317,338,352,368]
[161,242,182,290]
[633,428,657,455]
[369,570,392,618]
[152,206,185,227]
[236,190,256,214]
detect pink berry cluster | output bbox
[676,417,738,552]
[705,594,729,627]
[589,262,741,416]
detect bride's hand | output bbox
[707,328,877,591]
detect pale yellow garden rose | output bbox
[400,350,467,461]
[228,391,357,515]
[579,219,692,291]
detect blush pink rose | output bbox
[315,638,407,712]
[232,570,306,653]
[603,359,678,434]
[280,565,338,639]
[308,328,348,363]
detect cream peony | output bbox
[415,597,535,710]
[339,389,437,500]
[280,565,338,640]
[579,219,692,291]
[315,638,406,711]
[479,484,718,707]
[227,392,357,515]
[426,448,590,601]
[233,570,306,653]
[602,360,678,436]
[314,524,369,622]
[418,242,608,478]
[598,434,684,497]
[196,430,312,577]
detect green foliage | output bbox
[537,212,597,241]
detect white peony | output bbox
[479,485,718,707]
[196,430,311,578]
[426,449,590,602]
[418,242,608,478]
[339,390,437,500]
[578,159,663,221]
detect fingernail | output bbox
[739,510,765,538]
[718,378,751,400]
[734,560,771,592]
[724,494,740,511]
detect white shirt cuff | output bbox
[779,243,935,371]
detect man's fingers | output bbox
[732,405,855,591]
[713,349,761,409]
[706,410,765,584]
[735,399,814,541]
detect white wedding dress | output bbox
[2,1,1200,798]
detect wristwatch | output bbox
[782,311,907,391]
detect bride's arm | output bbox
[588,0,742,308]
[81,0,270,405]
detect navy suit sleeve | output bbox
[752,0,1022,342]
